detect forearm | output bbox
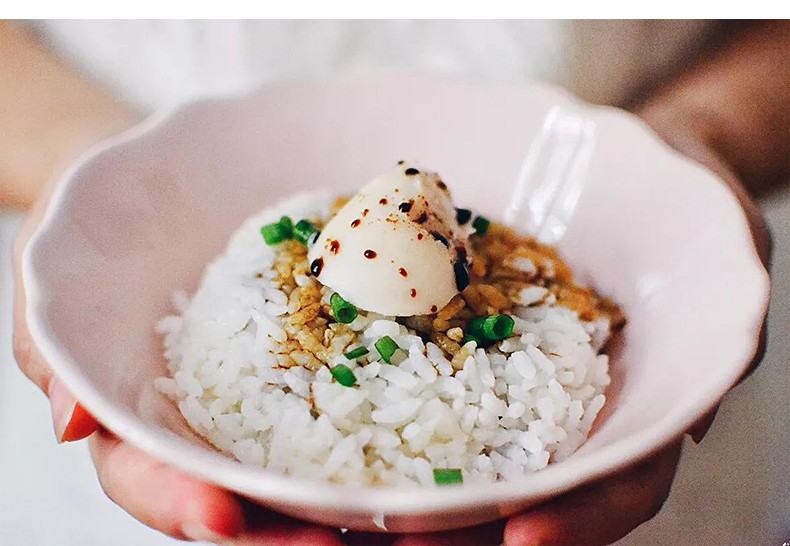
[0,22,138,210]
[637,21,789,196]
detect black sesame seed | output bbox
[398,200,414,213]
[405,168,420,175]
[436,180,447,190]
[416,212,428,224]
[457,246,468,264]
[432,231,450,247]
[310,258,324,276]
[454,261,470,291]
[397,160,404,165]
[455,208,472,225]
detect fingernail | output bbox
[182,521,237,543]
[48,377,77,443]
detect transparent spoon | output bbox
[504,106,597,245]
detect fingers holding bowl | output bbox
[12,238,99,443]
[89,429,343,545]
[231,502,343,546]
[503,439,683,546]
[88,429,245,542]
[390,519,506,546]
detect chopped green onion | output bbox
[433,468,463,485]
[344,346,369,360]
[375,336,399,364]
[330,293,358,324]
[279,216,294,235]
[467,315,514,343]
[472,215,490,236]
[330,364,357,387]
[482,314,515,340]
[461,334,482,348]
[294,219,320,246]
[261,221,291,245]
[466,317,486,339]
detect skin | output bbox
[6,20,787,546]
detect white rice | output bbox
[156,193,612,486]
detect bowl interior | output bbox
[25,75,768,528]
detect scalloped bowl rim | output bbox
[22,77,770,514]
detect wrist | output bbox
[637,99,736,188]
[30,107,139,210]
[0,23,140,210]
[635,98,771,271]
[50,107,139,187]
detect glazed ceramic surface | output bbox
[23,75,769,532]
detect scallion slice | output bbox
[466,317,486,339]
[471,215,490,236]
[294,219,320,246]
[482,314,515,340]
[279,216,294,234]
[375,336,399,364]
[330,364,357,387]
[433,468,463,485]
[330,293,358,324]
[261,221,291,246]
[344,346,369,360]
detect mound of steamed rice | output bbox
[155,193,613,487]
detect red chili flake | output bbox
[436,180,447,190]
[398,267,408,277]
[328,240,340,254]
[350,219,361,228]
[362,208,370,217]
[310,258,324,276]
[416,212,428,224]
[379,198,388,205]
[398,200,414,213]
[364,249,377,259]
[410,288,417,298]
[430,305,438,313]
[417,233,424,240]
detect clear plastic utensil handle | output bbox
[505,106,597,245]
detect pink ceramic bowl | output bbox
[23,75,769,533]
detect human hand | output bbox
[373,105,772,546]
[13,184,348,543]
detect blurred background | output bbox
[0,20,787,545]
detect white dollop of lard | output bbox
[308,164,472,316]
